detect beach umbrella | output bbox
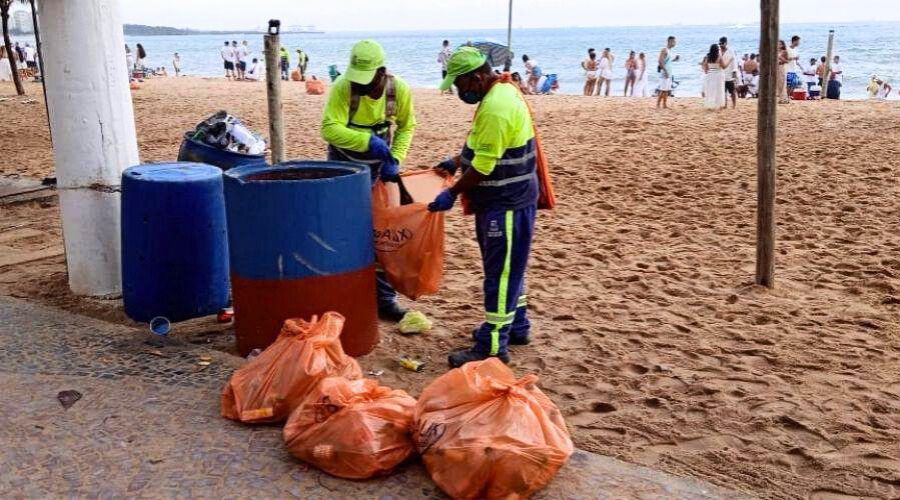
[464,40,513,69]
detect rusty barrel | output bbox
[223,161,378,357]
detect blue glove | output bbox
[434,157,458,177]
[380,157,400,182]
[368,135,392,162]
[428,189,458,212]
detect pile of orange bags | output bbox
[221,312,362,423]
[305,78,326,95]
[414,358,573,499]
[372,170,452,299]
[283,377,417,479]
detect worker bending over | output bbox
[430,47,538,368]
[321,39,417,322]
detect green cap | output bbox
[439,46,488,90]
[345,40,386,85]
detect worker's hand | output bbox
[367,135,393,163]
[428,189,458,212]
[380,158,401,183]
[433,157,458,177]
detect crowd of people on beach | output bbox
[0,42,40,82]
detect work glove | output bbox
[434,157,458,177]
[427,189,457,212]
[368,135,393,163]
[380,157,401,183]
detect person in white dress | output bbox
[702,43,727,109]
[634,52,649,97]
[596,48,614,96]
[0,49,12,82]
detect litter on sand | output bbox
[57,390,83,410]
[189,110,267,155]
[398,310,432,335]
[398,357,425,372]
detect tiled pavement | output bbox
[0,296,746,498]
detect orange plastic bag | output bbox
[283,377,417,479]
[372,170,452,299]
[414,358,573,499]
[221,312,362,423]
[290,68,302,81]
[305,78,326,95]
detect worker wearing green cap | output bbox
[321,39,417,322]
[428,46,540,368]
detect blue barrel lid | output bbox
[124,162,222,182]
[225,160,367,184]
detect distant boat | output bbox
[282,25,325,34]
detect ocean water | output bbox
[123,22,900,99]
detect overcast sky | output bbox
[120,0,900,32]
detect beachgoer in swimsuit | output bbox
[596,48,614,96]
[582,49,599,96]
[623,51,637,96]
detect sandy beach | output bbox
[2,77,900,498]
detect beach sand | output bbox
[2,78,900,498]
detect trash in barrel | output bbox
[223,161,379,357]
[121,162,230,323]
[177,111,268,170]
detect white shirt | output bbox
[221,46,235,63]
[246,62,260,79]
[803,64,818,84]
[24,46,35,62]
[173,57,181,70]
[786,46,801,73]
[722,48,738,81]
[437,47,451,70]
[236,45,248,62]
[831,62,843,83]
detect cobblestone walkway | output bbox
[0,296,745,498]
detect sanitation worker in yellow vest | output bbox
[429,47,539,368]
[321,39,417,323]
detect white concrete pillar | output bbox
[37,0,139,296]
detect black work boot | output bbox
[378,302,407,323]
[448,348,510,369]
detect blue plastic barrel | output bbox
[223,161,378,357]
[121,162,230,323]
[177,132,268,171]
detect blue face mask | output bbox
[459,90,483,105]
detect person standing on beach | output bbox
[623,51,637,96]
[321,40,417,322]
[777,40,790,103]
[522,54,542,94]
[702,43,727,109]
[125,45,135,80]
[232,41,246,80]
[803,57,818,91]
[221,41,235,80]
[278,46,290,80]
[719,37,738,109]
[296,48,309,81]
[744,53,758,74]
[635,52,649,97]
[437,40,452,94]
[172,52,181,77]
[657,36,680,109]
[596,48,614,96]
[582,48,599,96]
[816,56,827,86]
[786,35,801,92]
[430,46,539,368]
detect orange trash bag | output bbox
[372,170,452,299]
[414,358,573,499]
[221,312,362,424]
[283,377,417,479]
[305,77,326,95]
[290,68,302,81]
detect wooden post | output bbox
[822,30,834,89]
[504,0,513,71]
[264,20,285,164]
[755,0,779,288]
